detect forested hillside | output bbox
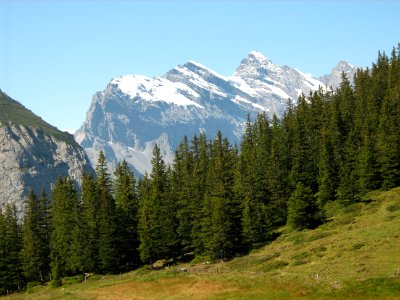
[0,45,399,296]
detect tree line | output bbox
[1,45,399,294]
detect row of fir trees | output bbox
[1,46,399,294]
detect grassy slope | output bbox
[0,91,76,144]
[4,187,400,300]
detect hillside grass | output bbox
[0,91,76,144]
[3,187,400,299]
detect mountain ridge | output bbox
[75,52,356,175]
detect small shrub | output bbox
[62,275,84,285]
[334,216,355,226]
[342,203,362,215]
[307,231,333,241]
[27,281,42,289]
[386,204,400,212]
[323,201,345,218]
[26,281,42,294]
[135,266,153,275]
[351,243,365,251]
[88,274,102,281]
[260,260,289,272]
[341,277,400,297]
[292,259,310,266]
[386,215,397,221]
[191,254,211,265]
[291,252,309,260]
[311,245,327,253]
[289,234,306,245]
[258,252,280,262]
[50,279,62,288]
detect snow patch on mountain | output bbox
[112,75,203,108]
[76,52,356,176]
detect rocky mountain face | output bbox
[75,52,356,175]
[0,91,93,216]
[319,60,357,88]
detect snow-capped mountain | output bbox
[75,52,355,175]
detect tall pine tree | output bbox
[96,151,118,273]
[114,160,139,270]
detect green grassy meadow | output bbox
[4,187,400,299]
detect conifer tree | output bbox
[336,75,360,202]
[237,115,272,247]
[137,174,154,264]
[173,136,196,254]
[95,151,118,273]
[1,205,23,294]
[81,172,99,272]
[190,133,210,254]
[377,89,400,189]
[317,127,338,206]
[114,160,139,270]
[50,177,82,282]
[66,182,85,275]
[0,209,5,295]
[287,183,319,230]
[21,190,50,282]
[203,132,240,259]
[289,95,317,192]
[267,114,291,223]
[138,145,178,264]
[353,68,381,195]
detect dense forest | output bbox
[1,46,399,295]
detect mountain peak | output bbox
[319,60,357,88]
[234,51,279,80]
[172,60,229,82]
[247,50,271,63]
[334,60,354,71]
[186,60,209,69]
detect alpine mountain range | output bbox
[75,51,356,175]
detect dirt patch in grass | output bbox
[81,276,238,300]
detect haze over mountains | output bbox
[75,51,356,175]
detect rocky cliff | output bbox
[0,91,93,216]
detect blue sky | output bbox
[1,0,399,132]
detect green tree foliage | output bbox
[0,205,23,295]
[237,115,272,248]
[21,190,50,282]
[287,183,319,230]
[137,174,153,264]
[138,145,178,264]
[95,151,118,273]
[203,131,241,259]
[114,160,139,270]
[172,136,196,254]
[377,49,400,189]
[50,177,83,281]
[266,114,291,224]
[190,133,210,254]
[0,210,6,295]
[81,172,99,272]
